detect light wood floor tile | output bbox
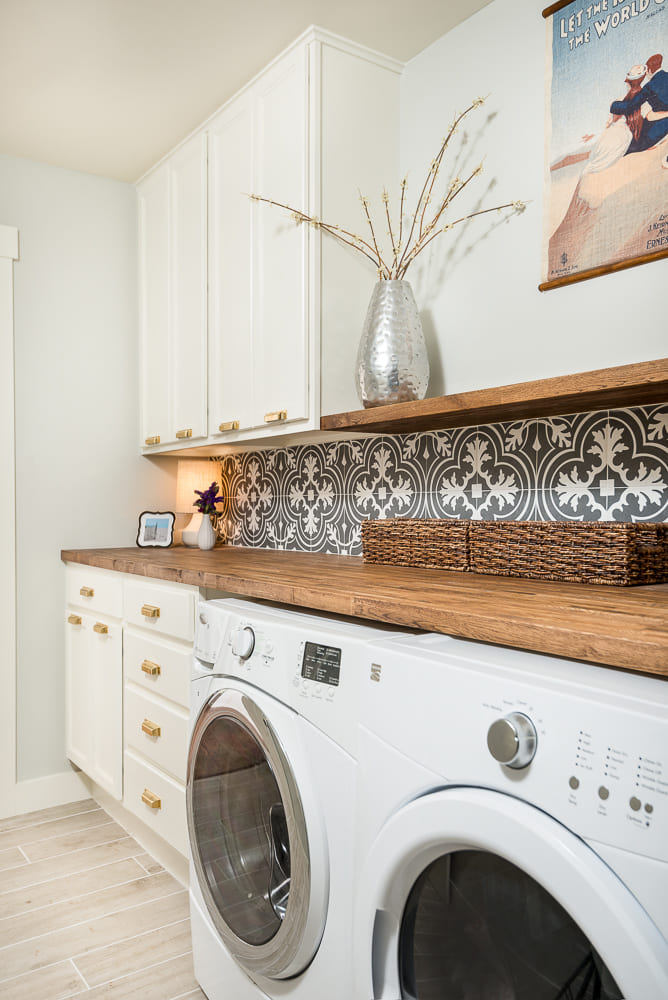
[0,870,182,947]
[0,846,27,873]
[21,820,130,863]
[0,836,144,895]
[0,858,146,920]
[0,799,98,835]
[0,807,109,852]
[0,799,202,997]
[74,933,196,994]
[0,959,86,1000]
[134,852,165,875]
[0,889,189,981]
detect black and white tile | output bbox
[219,403,668,554]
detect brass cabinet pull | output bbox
[79,586,94,598]
[141,718,161,738]
[93,622,109,635]
[144,435,161,446]
[175,428,192,439]
[218,420,240,432]
[264,409,287,423]
[141,788,161,809]
[141,604,160,619]
[141,659,161,676]
[67,614,82,626]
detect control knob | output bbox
[487,712,537,769]
[231,626,255,660]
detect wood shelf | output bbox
[61,547,668,678]
[320,359,668,436]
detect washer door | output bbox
[358,786,668,999]
[186,686,327,979]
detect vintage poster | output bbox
[542,0,668,288]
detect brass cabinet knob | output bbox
[218,420,240,432]
[141,718,161,738]
[141,788,161,809]
[93,622,109,635]
[67,614,82,626]
[141,659,161,676]
[141,604,160,619]
[79,586,94,598]
[264,409,287,423]
[175,428,192,439]
[144,435,161,446]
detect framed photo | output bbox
[136,511,175,548]
[541,0,668,289]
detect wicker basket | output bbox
[361,518,470,572]
[469,521,668,586]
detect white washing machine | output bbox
[354,631,668,1000]
[187,596,403,1000]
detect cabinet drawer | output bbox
[124,580,195,641]
[65,565,123,617]
[124,685,189,783]
[123,749,188,857]
[123,629,191,708]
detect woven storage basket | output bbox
[469,521,668,586]
[361,518,470,572]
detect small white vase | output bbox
[197,513,216,551]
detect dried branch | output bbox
[247,96,525,283]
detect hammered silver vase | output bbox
[356,279,429,408]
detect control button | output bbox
[645,803,654,815]
[199,612,209,625]
[569,776,580,790]
[598,786,610,801]
[630,796,642,811]
[231,626,255,660]
[486,713,537,769]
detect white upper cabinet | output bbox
[138,28,402,454]
[138,131,207,449]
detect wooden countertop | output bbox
[61,546,668,679]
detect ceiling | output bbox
[0,0,492,183]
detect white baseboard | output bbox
[8,767,90,818]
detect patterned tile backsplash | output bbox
[217,403,668,555]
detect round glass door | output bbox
[359,787,668,999]
[400,850,621,999]
[187,687,319,979]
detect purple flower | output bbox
[194,482,224,514]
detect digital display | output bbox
[301,641,341,687]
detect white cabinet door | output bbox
[208,92,254,438]
[208,43,310,440]
[65,611,122,799]
[170,133,208,444]
[138,132,207,449]
[138,166,170,447]
[251,43,309,430]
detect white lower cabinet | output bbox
[65,569,123,800]
[65,565,197,858]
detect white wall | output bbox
[0,155,175,785]
[400,0,665,399]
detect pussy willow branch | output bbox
[396,201,525,279]
[247,195,384,271]
[248,96,525,281]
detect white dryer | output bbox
[354,631,668,1000]
[187,596,401,1000]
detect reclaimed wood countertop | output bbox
[61,546,668,679]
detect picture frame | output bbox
[136,510,175,548]
[540,0,668,290]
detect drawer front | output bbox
[124,685,189,783]
[124,580,195,641]
[65,565,123,617]
[123,749,188,857]
[123,629,191,708]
